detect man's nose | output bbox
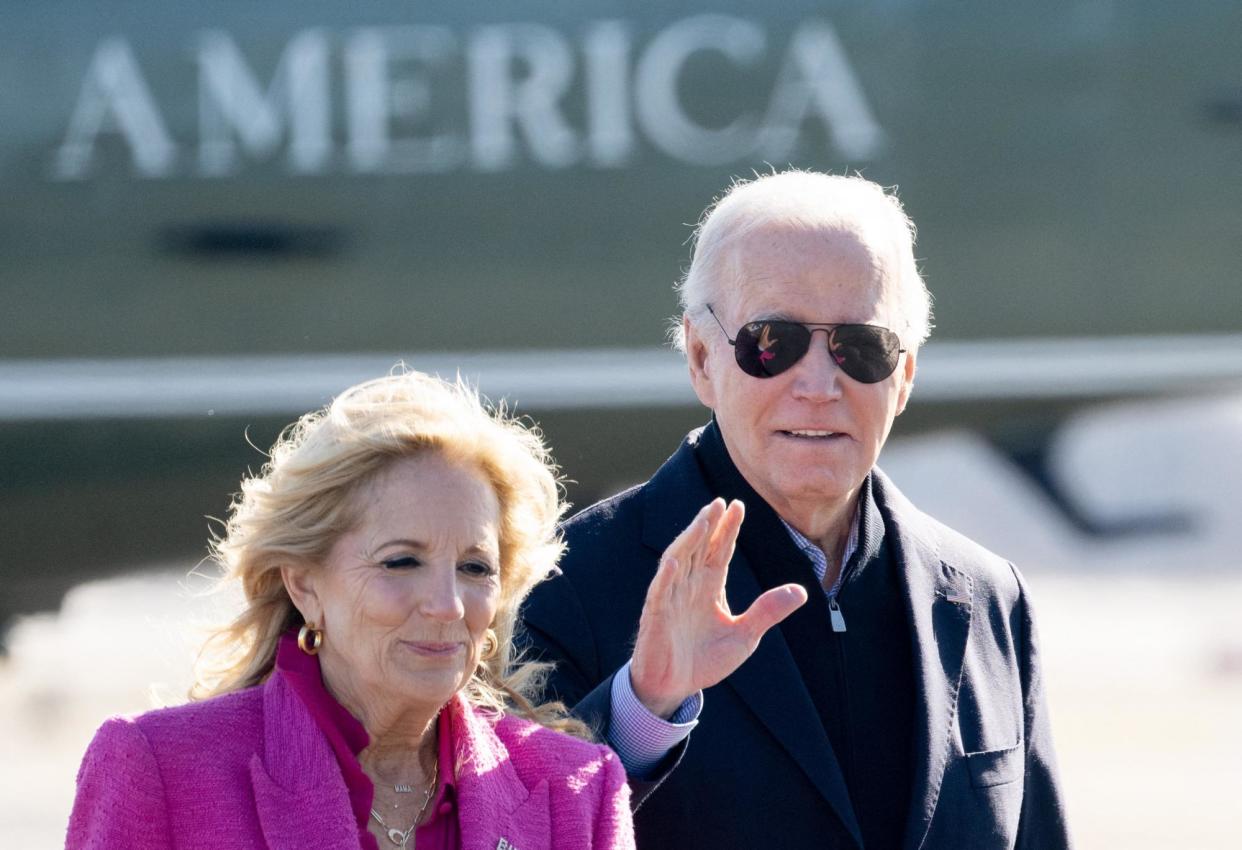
[419,570,466,621]
[790,328,843,400]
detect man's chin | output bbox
[761,467,862,510]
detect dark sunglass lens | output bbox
[735,321,810,378]
[828,325,901,383]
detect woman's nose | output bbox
[418,571,466,621]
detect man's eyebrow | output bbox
[750,311,795,322]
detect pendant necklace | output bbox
[370,756,438,847]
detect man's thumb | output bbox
[741,584,808,639]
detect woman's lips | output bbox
[400,640,464,657]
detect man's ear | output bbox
[894,347,917,416]
[684,314,717,409]
[280,562,323,625]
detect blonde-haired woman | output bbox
[67,371,634,850]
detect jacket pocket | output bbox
[965,742,1023,788]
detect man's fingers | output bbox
[647,554,679,600]
[649,499,721,605]
[704,500,744,570]
[736,583,808,640]
[663,499,724,573]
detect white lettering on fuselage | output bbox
[196,29,332,176]
[53,38,177,179]
[51,16,886,180]
[344,26,464,174]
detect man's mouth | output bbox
[780,429,842,439]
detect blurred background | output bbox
[2,1,1240,847]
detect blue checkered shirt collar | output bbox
[779,503,860,599]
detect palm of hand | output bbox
[630,499,808,719]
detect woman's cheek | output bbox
[366,579,417,627]
[466,583,501,633]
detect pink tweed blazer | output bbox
[66,671,634,850]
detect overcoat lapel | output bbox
[249,672,364,850]
[452,695,552,850]
[640,435,864,848]
[720,546,865,848]
[248,676,554,850]
[873,471,974,850]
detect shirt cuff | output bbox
[606,659,703,778]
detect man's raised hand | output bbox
[629,498,809,719]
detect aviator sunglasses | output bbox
[705,304,906,383]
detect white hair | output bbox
[670,169,933,351]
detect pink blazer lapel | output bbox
[249,672,362,850]
[451,695,551,850]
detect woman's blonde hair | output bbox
[192,370,586,736]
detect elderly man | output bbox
[520,170,1072,849]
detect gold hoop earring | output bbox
[298,622,323,656]
[479,628,499,662]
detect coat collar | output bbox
[871,470,975,850]
[450,694,552,850]
[639,425,975,850]
[640,423,864,848]
[249,668,372,850]
[249,671,554,850]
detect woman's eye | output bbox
[380,556,420,570]
[460,560,498,578]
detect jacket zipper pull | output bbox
[828,598,847,632]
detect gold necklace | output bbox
[370,757,439,847]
